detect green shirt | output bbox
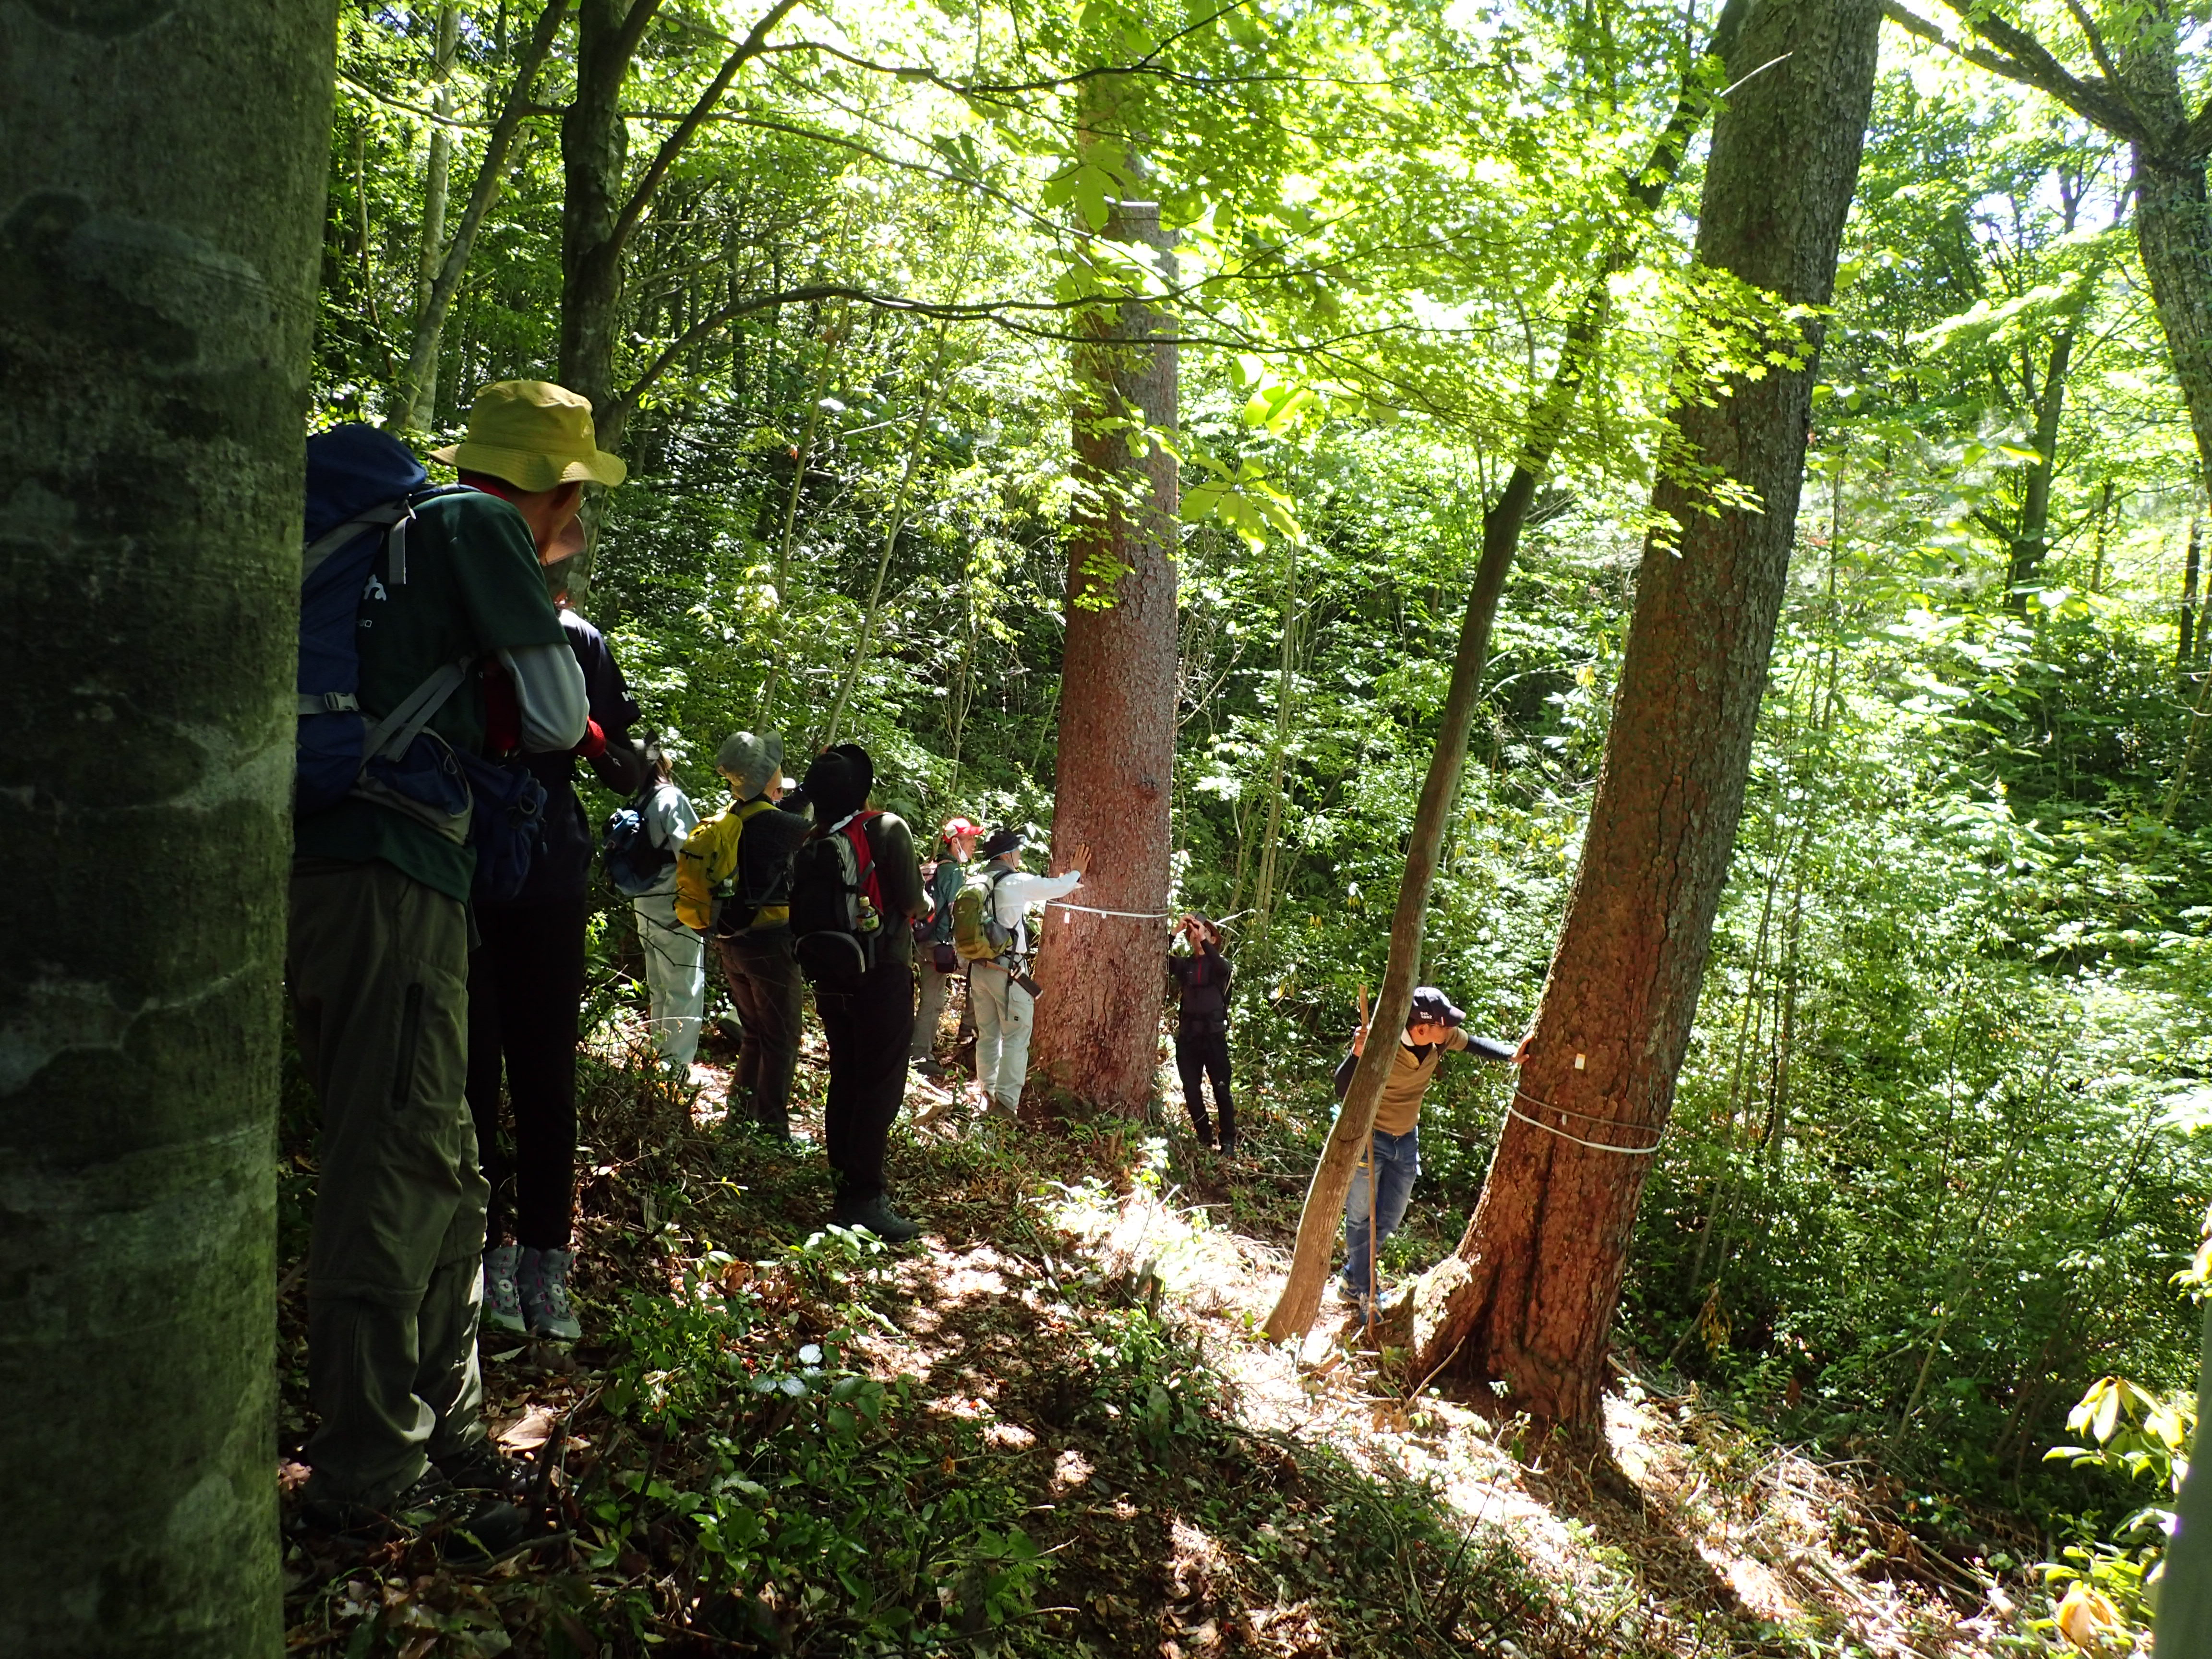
[294,491,566,900]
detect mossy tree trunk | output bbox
[0,1,338,1652]
[1407,0,1883,1426]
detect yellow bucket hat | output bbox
[432,380,627,490]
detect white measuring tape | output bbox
[1504,1090,1664,1156]
[1044,901,1173,921]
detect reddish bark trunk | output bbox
[1407,0,1883,1426]
[1031,195,1178,1117]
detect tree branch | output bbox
[337,66,495,129]
[610,0,666,68]
[607,0,803,258]
[1903,0,2149,143]
[386,0,571,431]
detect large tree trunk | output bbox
[2120,17,2212,499]
[1406,0,1882,1427]
[0,3,337,1652]
[1030,190,1179,1117]
[1261,0,1750,1341]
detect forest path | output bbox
[276,1025,2014,1655]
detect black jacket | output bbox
[1169,941,1231,1029]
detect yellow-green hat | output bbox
[432,380,626,490]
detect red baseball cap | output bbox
[942,817,983,837]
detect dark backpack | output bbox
[299,424,544,896]
[602,788,676,896]
[789,811,886,987]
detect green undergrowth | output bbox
[277,1045,1612,1657]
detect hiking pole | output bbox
[1355,985,1378,1346]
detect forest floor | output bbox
[276,1016,2034,1658]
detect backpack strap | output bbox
[360,654,474,765]
[986,866,1023,962]
[831,810,886,911]
[301,503,409,582]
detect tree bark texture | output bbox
[1259,0,1750,1343]
[1030,196,1178,1118]
[558,0,638,420]
[2118,20,2212,499]
[0,2,337,1652]
[1407,0,1882,1426]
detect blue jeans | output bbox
[1341,1126,1420,1298]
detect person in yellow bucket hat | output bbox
[289,396,601,1547]
[436,381,650,1350]
[433,379,627,492]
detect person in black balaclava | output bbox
[793,745,927,1241]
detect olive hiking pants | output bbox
[289,859,489,1506]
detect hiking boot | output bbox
[517,1246,582,1342]
[434,1438,530,1497]
[481,1242,526,1338]
[299,1468,530,1561]
[831,1194,922,1244]
[1216,1132,1239,1159]
[912,1056,948,1081]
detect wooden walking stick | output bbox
[1355,985,1379,1345]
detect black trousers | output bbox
[465,895,587,1250]
[1175,1023,1234,1147]
[716,926,804,1137]
[812,959,915,1206]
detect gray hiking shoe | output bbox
[518,1246,582,1342]
[481,1242,526,1338]
[832,1195,922,1244]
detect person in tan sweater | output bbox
[1332,986,1520,1312]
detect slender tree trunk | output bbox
[557,0,798,449]
[1029,186,1179,1118]
[2183,517,2202,678]
[822,333,954,746]
[1405,0,1883,1425]
[757,314,843,723]
[405,2,462,426]
[2008,327,2075,602]
[1261,0,1750,1342]
[0,3,337,1651]
[389,0,566,433]
[1250,543,1298,933]
[558,0,636,421]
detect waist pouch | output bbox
[1178,1012,1229,1038]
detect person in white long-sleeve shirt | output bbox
[632,738,705,1069]
[969,827,1086,1119]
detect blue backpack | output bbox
[299,424,546,897]
[601,789,676,896]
